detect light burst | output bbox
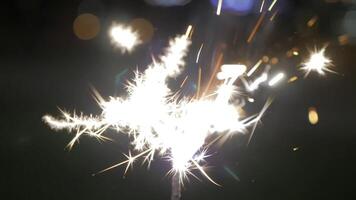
[301,47,333,77]
[43,32,265,185]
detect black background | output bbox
[1,0,356,199]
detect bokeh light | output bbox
[308,107,319,125]
[73,13,100,40]
[130,18,155,43]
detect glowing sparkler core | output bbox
[301,47,333,76]
[110,24,141,53]
[43,32,262,185]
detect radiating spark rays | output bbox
[110,24,141,53]
[268,72,285,86]
[268,0,278,11]
[216,0,223,16]
[247,12,266,43]
[301,47,334,77]
[44,30,267,186]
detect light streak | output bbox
[110,24,141,53]
[247,12,266,43]
[196,43,204,63]
[180,75,189,88]
[268,72,285,86]
[270,10,278,21]
[216,0,223,16]
[260,0,265,13]
[247,73,268,91]
[43,31,263,185]
[247,60,262,77]
[268,0,277,11]
[301,47,333,77]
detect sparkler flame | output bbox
[43,32,263,184]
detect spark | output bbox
[247,59,262,77]
[247,12,266,43]
[196,43,204,63]
[268,72,285,86]
[301,47,333,77]
[260,0,265,13]
[216,0,223,16]
[247,73,268,91]
[180,75,189,88]
[288,76,298,83]
[110,24,141,53]
[43,31,263,185]
[268,0,278,11]
[308,107,319,125]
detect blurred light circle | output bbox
[73,13,100,40]
[130,18,154,43]
[210,0,254,14]
[144,0,192,6]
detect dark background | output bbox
[1,0,356,199]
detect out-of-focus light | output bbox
[270,57,279,65]
[307,16,318,27]
[268,72,284,86]
[130,18,154,44]
[288,76,298,83]
[144,0,191,6]
[262,56,269,63]
[210,0,254,15]
[308,107,319,125]
[73,13,100,40]
[338,34,349,46]
[110,24,141,53]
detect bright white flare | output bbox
[43,34,261,184]
[110,24,141,53]
[301,47,333,76]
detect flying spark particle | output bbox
[196,43,204,63]
[288,76,298,83]
[216,0,223,15]
[268,72,285,86]
[260,0,265,13]
[247,60,262,77]
[268,0,277,11]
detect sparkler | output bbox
[43,29,266,197]
[44,6,335,198]
[110,24,141,53]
